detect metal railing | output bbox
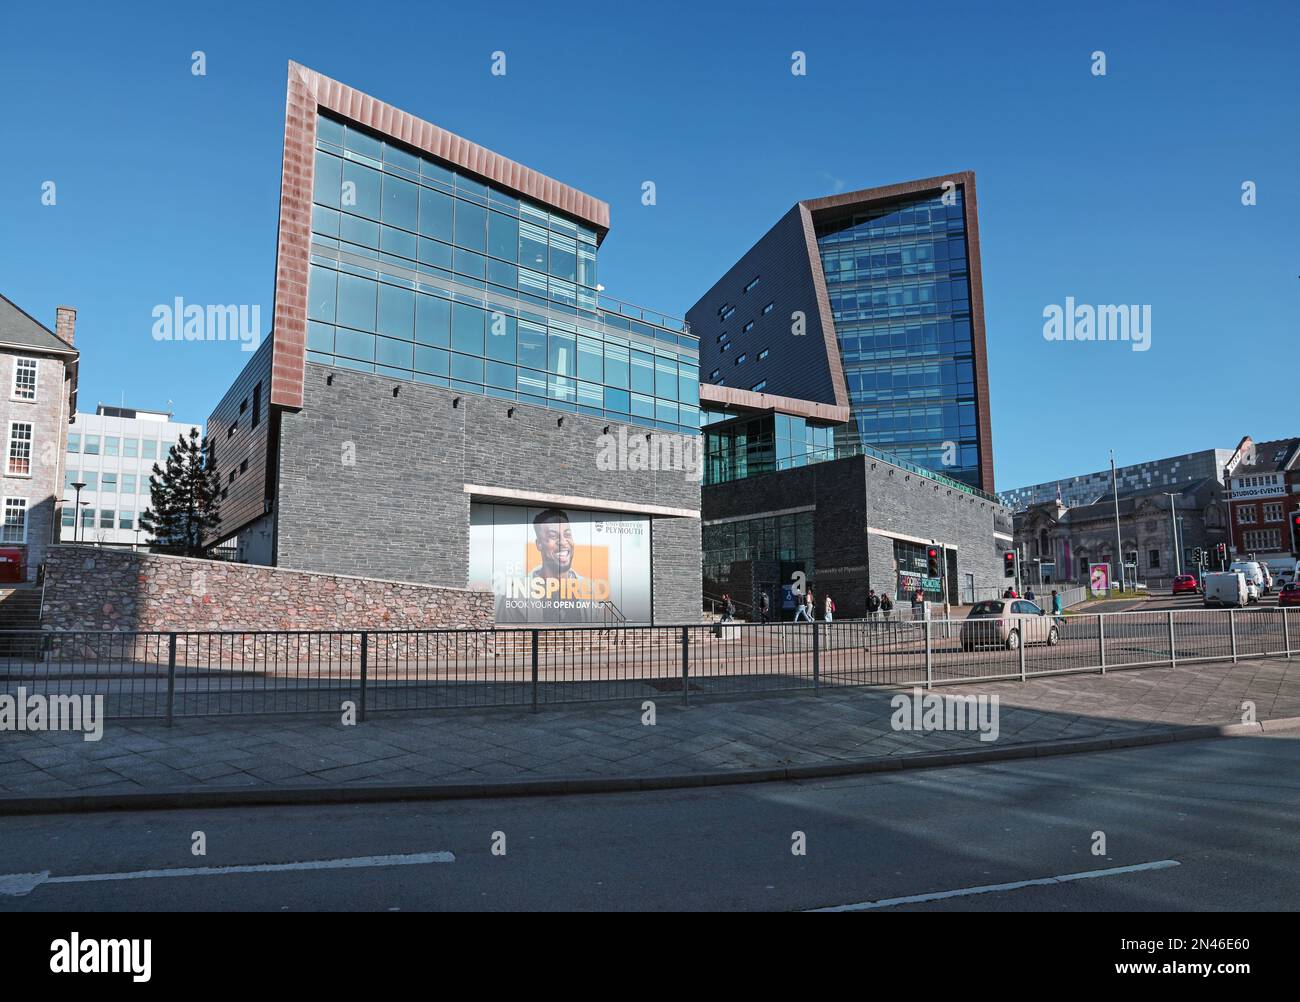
[1,606,1292,723]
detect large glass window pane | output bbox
[454,199,487,253]
[377,284,414,340]
[382,174,418,230]
[577,244,597,289]
[341,161,382,220]
[418,188,454,241]
[488,211,518,262]
[517,320,547,370]
[336,274,377,331]
[655,357,679,400]
[312,204,340,237]
[383,141,420,174]
[343,125,381,160]
[518,268,548,303]
[307,321,335,353]
[485,312,516,362]
[486,360,515,390]
[487,259,517,290]
[630,350,655,394]
[577,337,603,383]
[340,213,379,248]
[454,248,486,280]
[418,237,453,270]
[548,277,576,308]
[414,345,449,375]
[316,115,343,146]
[549,374,576,402]
[604,387,630,414]
[308,266,337,323]
[452,304,485,356]
[313,151,341,208]
[605,343,630,388]
[376,336,413,369]
[519,222,548,272]
[631,393,654,420]
[518,367,546,397]
[335,328,376,361]
[577,381,603,410]
[451,353,484,384]
[548,330,575,376]
[679,372,699,406]
[380,225,416,260]
[415,294,450,347]
[548,234,577,282]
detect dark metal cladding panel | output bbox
[687,205,843,407]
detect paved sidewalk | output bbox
[2,657,1298,810]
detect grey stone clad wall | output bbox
[703,454,1008,616]
[275,363,702,623]
[861,458,1007,602]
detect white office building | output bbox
[61,405,202,547]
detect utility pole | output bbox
[1110,451,1125,592]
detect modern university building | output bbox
[206,64,701,625]
[689,174,1011,615]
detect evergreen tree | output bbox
[138,427,222,556]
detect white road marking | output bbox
[0,851,455,897]
[808,859,1180,912]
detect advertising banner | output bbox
[1089,562,1111,596]
[469,503,652,624]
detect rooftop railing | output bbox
[705,438,1001,504]
[595,293,691,337]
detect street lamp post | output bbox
[1110,451,1125,592]
[71,482,86,543]
[1162,491,1183,577]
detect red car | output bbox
[1279,583,1300,607]
[1172,574,1199,595]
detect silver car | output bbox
[960,599,1062,651]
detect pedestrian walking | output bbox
[758,591,770,624]
[880,592,893,623]
[793,588,812,622]
[823,593,835,622]
[1026,586,1037,603]
[720,592,735,623]
[866,588,881,625]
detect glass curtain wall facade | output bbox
[702,412,835,486]
[815,189,981,486]
[702,511,814,590]
[305,113,699,434]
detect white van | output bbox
[1230,561,1266,594]
[1203,571,1248,608]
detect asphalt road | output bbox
[2,731,1298,911]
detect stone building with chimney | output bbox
[0,294,79,588]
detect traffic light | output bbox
[1291,510,1300,553]
[1193,547,1202,564]
[1003,551,1017,578]
[927,547,940,577]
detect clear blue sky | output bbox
[2,0,1296,490]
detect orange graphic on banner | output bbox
[525,543,611,601]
